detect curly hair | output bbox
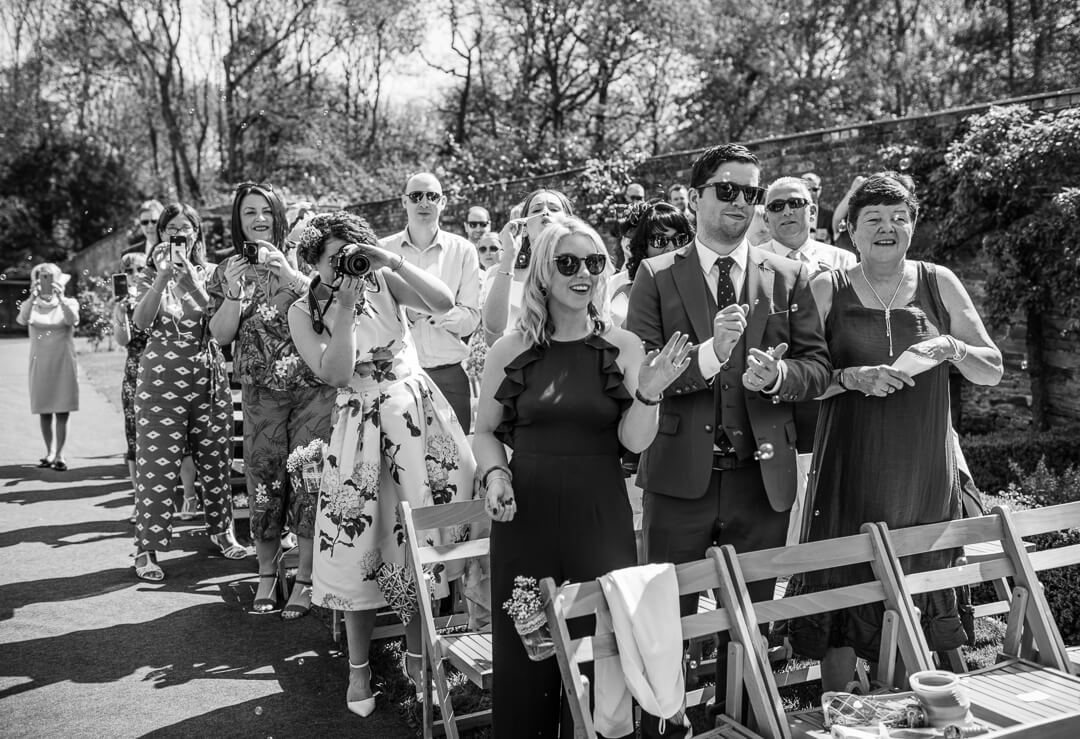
[231,183,287,251]
[516,217,610,347]
[153,203,206,267]
[296,210,378,266]
[848,171,920,226]
[625,202,694,280]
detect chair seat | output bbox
[703,714,762,738]
[441,632,493,690]
[1067,645,1080,672]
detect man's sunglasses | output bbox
[694,181,766,206]
[553,253,606,276]
[467,220,489,228]
[765,197,811,213]
[648,232,692,250]
[406,191,442,204]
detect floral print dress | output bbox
[295,271,476,612]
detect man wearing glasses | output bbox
[122,199,164,257]
[760,176,856,274]
[380,172,481,432]
[802,171,835,244]
[626,144,831,733]
[463,205,491,245]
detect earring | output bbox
[539,286,548,297]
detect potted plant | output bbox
[503,576,555,661]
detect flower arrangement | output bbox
[286,439,326,495]
[502,576,555,661]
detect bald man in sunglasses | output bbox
[626,144,831,733]
[760,176,856,275]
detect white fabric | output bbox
[786,452,813,545]
[760,237,857,274]
[594,563,685,737]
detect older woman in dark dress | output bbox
[787,172,1003,690]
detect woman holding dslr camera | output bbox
[288,211,475,717]
[207,182,336,619]
[17,262,80,471]
[130,203,243,581]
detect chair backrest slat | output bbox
[903,556,1016,594]
[733,533,874,581]
[750,582,888,624]
[1010,501,1080,538]
[418,538,490,566]
[1029,543,1080,573]
[884,514,1003,558]
[410,498,488,530]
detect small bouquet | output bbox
[286,439,326,495]
[502,576,555,661]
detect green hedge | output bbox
[985,460,1080,646]
[961,426,1080,495]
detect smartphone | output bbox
[111,273,129,300]
[170,235,187,264]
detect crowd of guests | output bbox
[17,142,1004,738]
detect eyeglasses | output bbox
[235,180,273,191]
[123,267,142,274]
[648,233,692,250]
[164,224,195,236]
[139,219,156,226]
[765,197,811,213]
[477,246,499,253]
[694,181,766,206]
[628,195,644,202]
[553,253,607,276]
[406,191,442,204]
[467,221,489,228]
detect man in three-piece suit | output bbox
[627,144,832,736]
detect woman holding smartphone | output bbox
[16,263,80,471]
[482,189,574,345]
[207,183,336,619]
[130,203,245,581]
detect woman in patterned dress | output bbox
[129,203,245,581]
[208,183,337,619]
[288,211,476,717]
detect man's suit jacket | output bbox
[760,238,857,274]
[626,244,832,512]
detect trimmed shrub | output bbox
[961,426,1080,495]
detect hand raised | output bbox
[637,331,693,400]
[712,303,749,362]
[743,342,787,391]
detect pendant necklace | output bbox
[860,264,905,357]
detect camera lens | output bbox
[242,242,259,264]
[332,246,371,277]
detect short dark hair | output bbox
[297,211,378,266]
[848,171,919,226]
[154,202,206,267]
[668,184,688,198]
[689,144,760,189]
[231,183,287,251]
[626,202,694,280]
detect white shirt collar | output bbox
[695,237,749,274]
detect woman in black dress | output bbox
[472,217,692,738]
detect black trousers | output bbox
[424,362,472,434]
[640,462,789,738]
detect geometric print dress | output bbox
[295,270,476,613]
[133,262,234,552]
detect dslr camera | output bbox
[330,245,371,278]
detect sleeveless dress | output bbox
[121,302,149,461]
[302,271,476,612]
[27,298,80,414]
[786,262,967,661]
[490,334,637,739]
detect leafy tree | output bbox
[943,105,1080,429]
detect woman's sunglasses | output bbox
[477,246,499,253]
[553,253,606,276]
[694,181,766,206]
[648,233,692,250]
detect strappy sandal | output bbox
[52,460,68,471]
[252,573,281,614]
[38,457,53,468]
[177,494,200,520]
[210,533,248,560]
[134,551,164,582]
[403,650,428,703]
[281,578,312,621]
[347,661,377,717]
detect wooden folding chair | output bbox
[869,511,1080,732]
[541,555,768,739]
[713,524,934,739]
[991,502,1080,673]
[400,498,492,739]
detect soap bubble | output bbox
[899,157,912,170]
[754,442,775,461]
[1020,359,1028,371]
[254,706,263,716]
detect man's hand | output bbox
[711,303,748,362]
[744,342,787,391]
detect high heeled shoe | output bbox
[403,650,427,703]
[252,573,280,614]
[281,578,312,621]
[177,494,200,521]
[347,661,377,717]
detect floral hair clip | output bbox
[296,224,323,255]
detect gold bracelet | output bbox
[391,254,405,272]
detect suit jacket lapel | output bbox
[745,246,773,350]
[672,247,713,343]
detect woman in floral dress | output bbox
[208,182,337,619]
[288,211,475,717]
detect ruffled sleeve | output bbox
[493,334,632,448]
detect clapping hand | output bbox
[712,303,749,362]
[637,331,693,401]
[744,342,788,391]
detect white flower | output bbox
[273,354,299,381]
[256,303,279,322]
[254,483,270,505]
[426,433,458,467]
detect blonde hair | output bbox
[515,217,610,347]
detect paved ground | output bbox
[0,337,415,738]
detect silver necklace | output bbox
[860,264,906,357]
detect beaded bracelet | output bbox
[634,388,662,406]
[482,465,512,488]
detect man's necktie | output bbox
[715,256,736,309]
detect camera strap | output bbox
[307,274,335,336]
